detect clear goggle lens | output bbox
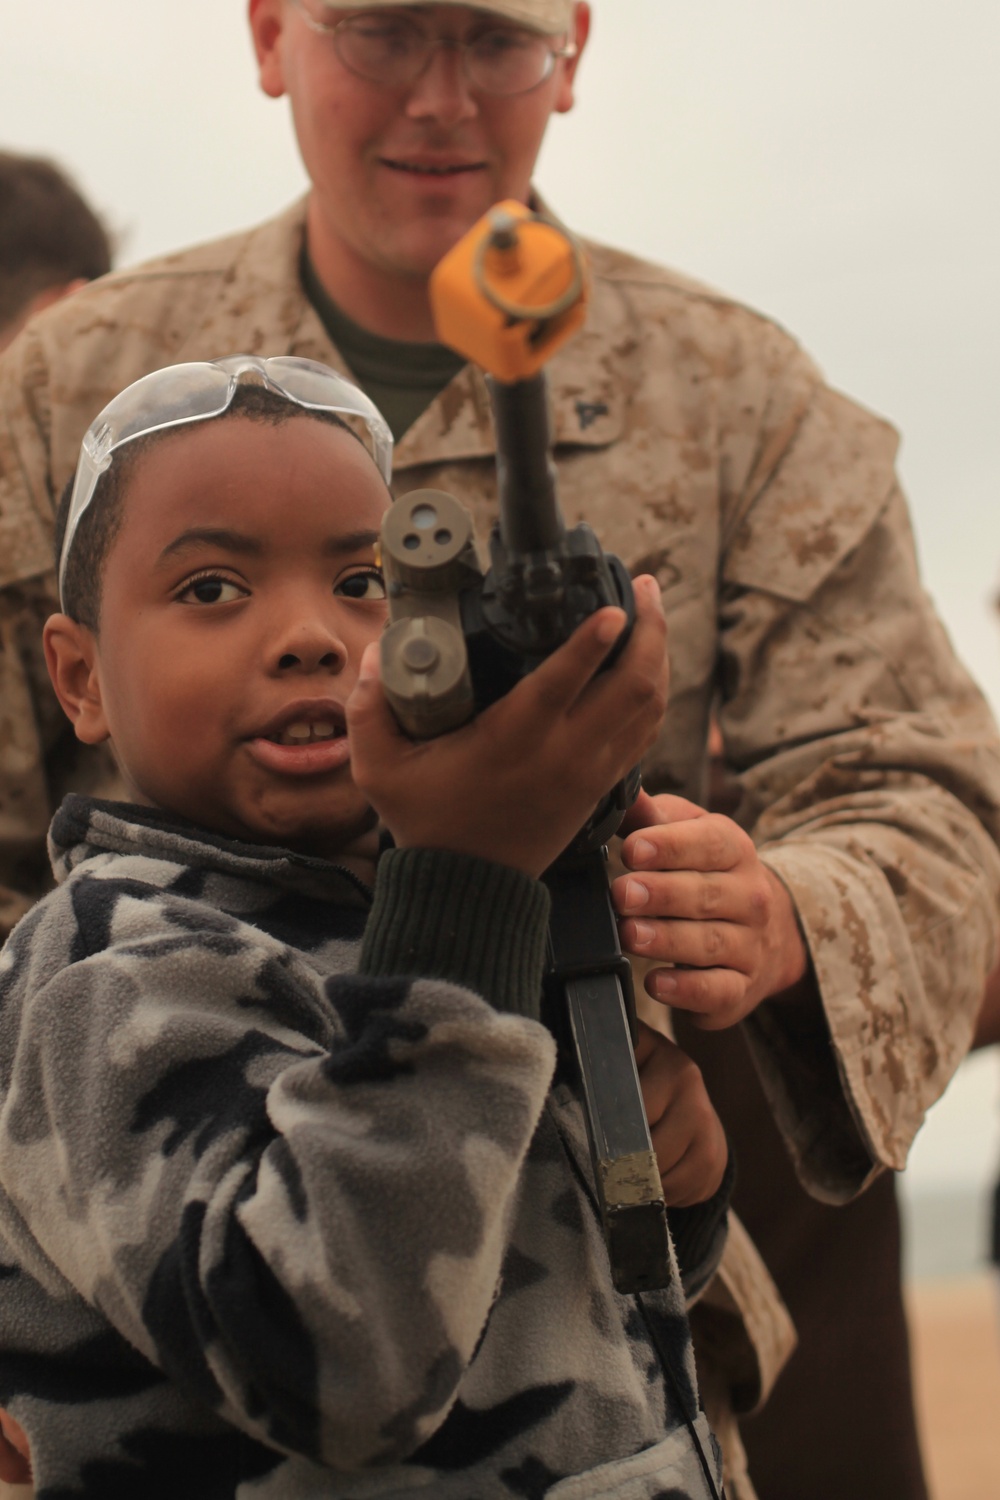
[59,354,394,606]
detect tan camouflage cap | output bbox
[319,1,576,35]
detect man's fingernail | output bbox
[624,879,649,910]
[653,972,678,997]
[631,838,656,866]
[631,920,656,947]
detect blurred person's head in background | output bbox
[0,151,112,352]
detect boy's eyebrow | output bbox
[321,529,381,556]
[157,527,382,565]
[157,528,262,564]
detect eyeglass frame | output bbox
[58,353,394,608]
[291,1,578,96]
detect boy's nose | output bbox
[271,623,347,675]
[277,647,342,672]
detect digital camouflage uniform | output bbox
[1,198,999,1494]
[0,794,727,1498]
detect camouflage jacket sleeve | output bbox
[0,847,557,1468]
[714,354,1000,1201]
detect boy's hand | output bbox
[614,792,809,1029]
[0,1408,31,1484]
[635,1023,727,1205]
[347,576,668,879]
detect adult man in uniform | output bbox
[1,4,999,1496]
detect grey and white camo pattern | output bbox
[0,797,722,1499]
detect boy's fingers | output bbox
[654,1126,728,1207]
[0,1410,31,1485]
[632,1018,663,1070]
[503,606,628,723]
[345,644,406,781]
[635,1026,689,1124]
[345,645,384,729]
[484,579,665,750]
[521,577,664,730]
[570,581,668,734]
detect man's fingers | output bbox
[614,869,765,925]
[643,963,749,1029]
[622,913,748,970]
[619,791,706,839]
[622,812,746,875]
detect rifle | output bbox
[378,203,672,1295]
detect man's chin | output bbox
[377,201,497,278]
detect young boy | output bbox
[0,356,730,1499]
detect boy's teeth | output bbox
[276,721,338,745]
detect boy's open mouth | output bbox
[268,718,342,746]
[257,702,347,746]
[247,702,351,778]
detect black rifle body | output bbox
[380,373,672,1294]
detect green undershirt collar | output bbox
[302,248,466,443]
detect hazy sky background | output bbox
[3,0,1000,1211]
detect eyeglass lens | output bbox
[334,15,557,96]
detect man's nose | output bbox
[404,41,479,127]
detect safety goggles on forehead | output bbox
[59,354,394,606]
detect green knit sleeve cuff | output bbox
[359,847,551,1020]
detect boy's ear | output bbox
[43,615,111,745]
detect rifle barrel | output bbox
[487,374,564,554]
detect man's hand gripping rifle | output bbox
[378,203,672,1295]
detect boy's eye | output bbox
[336,568,386,602]
[177,575,247,606]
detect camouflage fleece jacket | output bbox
[0,796,725,1500]
[2,200,999,1213]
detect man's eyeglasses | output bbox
[59,354,394,605]
[293,3,577,97]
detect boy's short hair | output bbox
[0,152,112,331]
[53,383,365,631]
